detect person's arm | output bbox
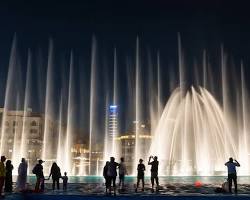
[18,164,21,175]
[103,167,106,177]
[148,156,152,165]
[49,167,52,178]
[234,159,240,167]
[225,162,228,166]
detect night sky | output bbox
[0,1,249,140]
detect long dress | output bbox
[17,162,28,190]
[5,164,13,192]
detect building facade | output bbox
[0,108,59,173]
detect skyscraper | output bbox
[108,105,118,156]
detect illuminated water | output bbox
[0,34,249,176]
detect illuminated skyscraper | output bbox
[108,105,118,156]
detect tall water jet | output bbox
[203,50,207,88]
[177,32,188,174]
[0,35,23,158]
[147,49,157,134]
[104,95,110,163]
[221,45,233,157]
[157,51,163,119]
[89,36,97,174]
[56,94,64,170]
[178,32,185,95]
[42,39,55,173]
[11,49,32,174]
[64,50,75,174]
[11,95,21,175]
[134,37,142,174]
[238,62,249,174]
[19,49,32,160]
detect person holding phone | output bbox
[225,157,240,193]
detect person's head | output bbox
[120,157,124,162]
[139,159,143,164]
[52,162,57,168]
[110,157,115,162]
[154,156,158,161]
[229,157,233,162]
[1,156,6,162]
[106,161,109,166]
[6,160,11,166]
[38,159,44,164]
[64,172,67,176]
[21,158,25,163]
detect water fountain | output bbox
[0,33,249,177]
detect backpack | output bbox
[32,164,38,175]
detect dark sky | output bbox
[0,1,249,56]
[0,1,249,139]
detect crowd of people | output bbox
[102,156,241,195]
[103,156,159,195]
[0,154,241,197]
[0,156,68,197]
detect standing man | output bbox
[0,156,6,197]
[225,157,240,193]
[103,161,110,194]
[107,157,119,196]
[148,156,159,192]
[32,159,45,192]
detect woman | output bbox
[17,158,28,191]
[49,162,61,190]
[5,160,13,192]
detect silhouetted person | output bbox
[49,162,61,190]
[107,157,119,195]
[17,158,28,191]
[118,157,127,190]
[0,156,6,197]
[225,157,240,193]
[148,156,159,192]
[62,172,68,191]
[136,159,145,192]
[33,159,45,192]
[4,160,13,192]
[103,161,110,194]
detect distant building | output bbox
[107,105,118,156]
[109,105,118,138]
[0,108,60,173]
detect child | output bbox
[136,159,145,192]
[61,172,68,191]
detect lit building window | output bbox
[31,121,37,126]
[30,129,38,134]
